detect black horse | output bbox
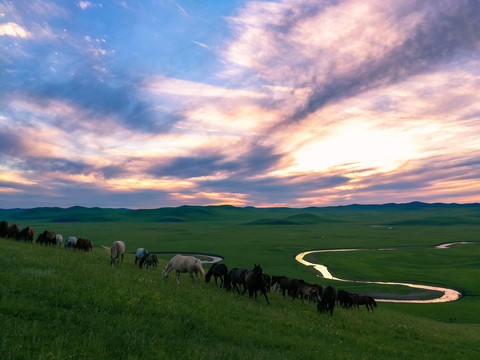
[226,268,248,293]
[317,285,337,315]
[205,263,228,287]
[243,264,270,305]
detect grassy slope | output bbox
[1,204,480,358]
[1,240,479,360]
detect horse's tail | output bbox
[197,260,206,277]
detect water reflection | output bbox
[295,242,474,304]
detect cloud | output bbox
[224,0,480,122]
[0,22,31,38]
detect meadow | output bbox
[1,203,479,359]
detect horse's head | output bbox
[253,264,263,274]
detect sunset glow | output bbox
[1,0,479,208]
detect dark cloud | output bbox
[148,144,284,178]
[34,74,182,133]
[19,156,93,175]
[99,164,129,179]
[200,173,350,199]
[148,154,226,178]
[0,128,27,156]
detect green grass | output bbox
[1,239,479,360]
[1,203,480,359]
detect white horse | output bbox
[56,234,63,247]
[64,236,77,248]
[162,254,205,284]
[110,241,125,266]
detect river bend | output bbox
[295,242,475,304]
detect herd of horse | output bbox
[168,257,377,314]
[0,220,93,250]
[1,220,377,315]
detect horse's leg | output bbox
[262,289,270,305]
[175,271,181,284]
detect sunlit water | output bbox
[295,242,475,304]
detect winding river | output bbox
[295,242,475,304]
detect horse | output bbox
[205,263,228,287]
[243,264,270,305]
[356,295,377,312]
[55,234,63,246]
[0,221,8,238]
[140,253,158,269]
[162,254,205,284]
[226,268,248,293]
[337,289,356,308]
[271,276,303,299]
[317,285,337,315]
[36,230,56,245]
[17,227,34,242]
[297,283,321,304]
[64,236,77,248]
[110,241,125,266]
[76,238,93,251]
[135,248,148,266]
[7,224,20,239]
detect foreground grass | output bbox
[1,239,480,360]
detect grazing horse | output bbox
[7,224,20,239]
[356,295,377,312]
[65,236,77,248]
[0,221,8,238]
[205,263,228,287]
[243,264,270,304]
[135,248,148,266]
[76,238,93,251]
[55,234,63,246]
[36,230,56,245]
[317,285,337,315]
[140,253,158,269]
[271,276,303,299]
[162,254,205,284]
[297,283,321,304]
[110,241,125,266]
[17,227,34,242]
[226,268,248,293]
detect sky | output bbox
[1,0,480,209]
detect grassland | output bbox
[1,203,480,359]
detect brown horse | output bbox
[36,230,56,245]
[140,253,158,269]
[76,238,93,251]
[271,276,303,299]
[356,295,377,312]
[17,227,34,242]
[7,224,20,239]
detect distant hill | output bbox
[1,202,478,224]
